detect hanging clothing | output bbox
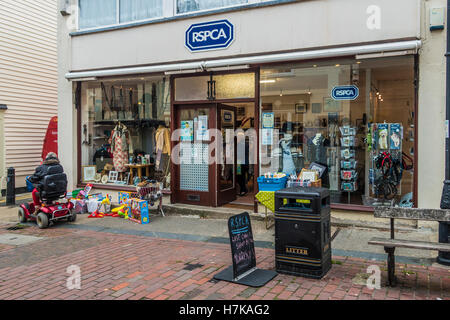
[155,126,171,170]
[307,134,329,164]
[109,123,132,173]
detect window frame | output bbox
[75,0,275,32]
[77,0,168,32]
[175,0,259,16]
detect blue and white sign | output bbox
[186,19,234,52]
[331,85,360,101]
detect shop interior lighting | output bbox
[262,71,296,78]
[260,79,276,84]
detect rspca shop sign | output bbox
[332,85,359,101]
[186,20,234,52]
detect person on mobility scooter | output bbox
[18,152,75,229]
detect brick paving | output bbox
[0,224,448,300]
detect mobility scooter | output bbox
[18,166,75,229]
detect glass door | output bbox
[173,105,216,206]
[217,104,237,206]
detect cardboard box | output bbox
[119,191,133,205]
[126,198,149,224]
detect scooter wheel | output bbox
[36,212,49,229]
[68,210,77,223]
[18,207,27,223]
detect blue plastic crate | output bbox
[257,176,288,192]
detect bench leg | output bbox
[384,247,397,287]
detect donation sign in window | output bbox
[260,56,415,207]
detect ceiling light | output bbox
[335,64,340,67]
[260,79,276,84]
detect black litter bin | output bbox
[274,187,331,279]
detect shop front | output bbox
[62,0,440,212]
[74,54,417,212]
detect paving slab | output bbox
[0,233,43,246]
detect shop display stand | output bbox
[339,126,358,204]
[367,122,403,207]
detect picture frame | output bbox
[295,103,307,114]
[299,169,318,182]
[82,165,97,182]
[108,171,119,183]
[123,172,131,185]
[323,97,342,112]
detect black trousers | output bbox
[237,165,249,194]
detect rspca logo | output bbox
[186,20,234,52]
[332,85,359,101]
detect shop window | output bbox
[174,73,255,101]
[80,77,171,188]
[260,56,415,207]
[177,0,248,14]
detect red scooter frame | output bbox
[18,188,76,229]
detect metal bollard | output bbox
[437,222,450,266]
[438,180,450,265]
[6,167,15,206]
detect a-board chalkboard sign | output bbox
[213,212,277,287]
[228,212,256,279]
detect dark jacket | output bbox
[29,156,64,188]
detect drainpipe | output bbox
[439,0,450,266]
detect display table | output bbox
[255,191,276,229]
[125,164,153,182]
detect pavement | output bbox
[0,194,448,300]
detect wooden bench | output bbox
[368,207,450,286]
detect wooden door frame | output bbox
[171,103,217,207]
[170,68,260,208]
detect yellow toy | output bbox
[111,205,126,213]
[96,194,111,215]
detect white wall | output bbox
[417,0,447,209]
[58,0,77,189]
[68,0,421,72]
